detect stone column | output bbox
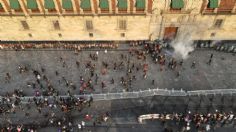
[79,0,84,14]
[159,16,166,40]
[19,0,29,16]
[71,0,78,13]
[181,0,187,12]
[60,0,65,13]
[0,0,10,14]
[232,1,236,13]
[55,0,62,14]
[42,0,49,13]
[53,0,61,14]
[37,0,45,14]
[145,0,148,13]
[90,0,95,14]
[127,0,130,13]
[97,0,101,13]
[108,0,112,13]
[133,0,136,13]
[6,0,16,14]
[115,0,118,13]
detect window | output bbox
[99,0,109,9]
[44,0,55,9]
[85,20,93,30]
[21,21,30,30]
[28,33,32,37]
[89,33,93,37]
[214,19,223,28]
[81,0,91,9]
[117,0,127,9]
[171,0,184,9]
[211,32,216,37]
[207,0,219,9]
[27,0,38,9]
[10,0,21,10]
[62,0,73,10]
[53,20,60,30]
[136,0,145,10]
[118,20,127,30]
[120,33,125,37]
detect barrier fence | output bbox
[1,88,236,103]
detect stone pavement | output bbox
[0,47,235,97]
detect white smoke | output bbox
[170,31,194,59]
[169,20,212,59]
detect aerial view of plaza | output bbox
[0,0,236,132]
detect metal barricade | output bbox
[1,88,236,103]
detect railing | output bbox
[1,88,236,104]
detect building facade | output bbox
[0,0,235,41]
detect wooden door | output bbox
[163,27,178,40]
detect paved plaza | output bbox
[0,46,235,96]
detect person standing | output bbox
[191,61,196,69]
[208,53,213,65]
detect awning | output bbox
[80,0,91,9]
[9,0,20,10]
[117,0,127,9]
[62,0,73,9]
[209,0,218,8]
[136,0,145,9]
[27,0,38,9]
[99,0,109,9]
[171,0,184,9]
[44,0,55,9]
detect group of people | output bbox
[0,40,221,131]
[0,41,147,131]
[0,42,119,51]
[139,111,235,131]
[0,110,110,132]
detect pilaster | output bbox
[0,0,10,14]
[19,0,29,16]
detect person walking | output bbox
[207,53,213,65]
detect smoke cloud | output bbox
[170,31,194,60]
[169,19,211,59]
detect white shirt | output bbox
[37,75,41,80]
[78,124,81,129]
[81,121,85,126]
[206,124,210,131]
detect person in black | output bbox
[208,53,213,65]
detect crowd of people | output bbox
[0,41,228,131]
[1,110,235,131]
[0,42,119,51]
[0,41,147,131]
[139,111,235,131]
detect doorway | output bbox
[163,27,178,41]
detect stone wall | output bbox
[0,0,235,41]
[0,15,151,41]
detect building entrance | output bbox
[163,27,178,41]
